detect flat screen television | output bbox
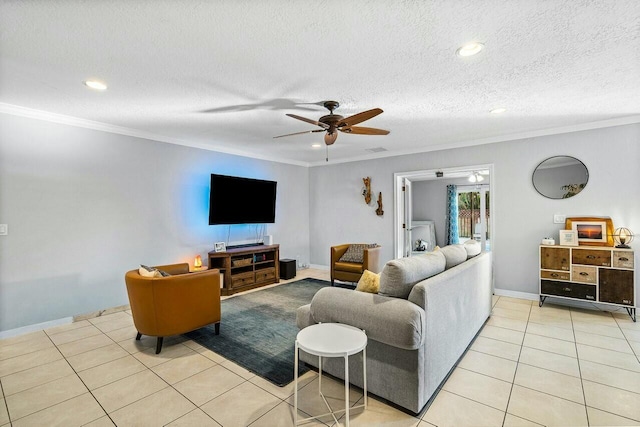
[208,174,277,225]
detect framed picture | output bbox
[565,217,614,246]
[559,230,578,246]
[214,242,226,252]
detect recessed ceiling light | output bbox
[490,107,507,114]
[311,143,322,149]
[83,80,107,91]
[456,42,485,57]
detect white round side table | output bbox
[294,323,368,426]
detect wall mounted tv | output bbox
[208,174,277,225]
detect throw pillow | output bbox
[463,239,482,258]
[355,270,380,293]
[138,267,162,278]
[339,243,378,263]
[138,264,170,277]
[378,251,446,299]
[439,245,468,269]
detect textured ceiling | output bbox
[1,0,639,166]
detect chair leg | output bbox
[214,322,220,335]
[331,279,334,286]
[155,337,164,354]
[135,332,142,341]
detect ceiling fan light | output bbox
[456,42,484,57]
[324,132,338,145]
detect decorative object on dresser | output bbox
[214,242,226,252]
[613,227,634,248]
[208,244,280,295]
[565,216,614,246]
[539,245,635,321]
[558,230,578,246]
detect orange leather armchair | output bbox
[331,244,381,286]
[124,263,221,354]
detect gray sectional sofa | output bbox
[296,243,492,413]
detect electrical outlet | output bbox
[553,214,566,224]
[0,224,7,235]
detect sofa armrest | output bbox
[308,287,425,350]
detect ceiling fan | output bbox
[273,100,390,147]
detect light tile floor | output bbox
[1,269,639,426]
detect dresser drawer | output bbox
[541,280,596,301]
[612,251,634,269]
[541,247,570,270]
[541,270,570,281]
[231,271,255,287]
[255,267,276,283]
[572,249,611,267]
[572,266,597,284]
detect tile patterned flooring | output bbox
[1,269,639,426]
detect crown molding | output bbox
[308,114,640,167]
[2,103,638,169]
[0,103,310,167]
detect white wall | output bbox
[309,123,640,298]
[0,114,310,332]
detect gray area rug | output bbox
[184,278,331,386]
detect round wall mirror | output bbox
[532,156,589,199]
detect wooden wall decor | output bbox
[362,177,372,204]
[376,192,384,216]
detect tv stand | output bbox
[208,244,280,295]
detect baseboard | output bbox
[308,264,329,270]
[0,317,73,340]
[493,288,539,301]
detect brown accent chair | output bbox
[330,244,382,286]
[124,263,221,354]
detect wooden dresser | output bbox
[539,245,636,321]
[208,244,280,295]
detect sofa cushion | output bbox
[334,261,363,273]
[355,270,380,293]
[378,251,446,299]
[338,243,378,263]
[438,245,467,269]
[309,287,425,350]
[464,239,482,258]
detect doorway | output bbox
[393,164,494,259]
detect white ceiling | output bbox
[1,1,639,166]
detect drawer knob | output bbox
[563,287,571,292]
[551,273,559,278]
[619,257,629,262]
[579,272,589,276]
[586,255,596,259]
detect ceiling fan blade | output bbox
[339,126,390,135]
[273,129,324,139]
[338,108,383,127]
[286,113,329,129]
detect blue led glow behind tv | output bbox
[208,174,277,225]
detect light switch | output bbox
[553,214,566,224]
[0,224,7,235]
